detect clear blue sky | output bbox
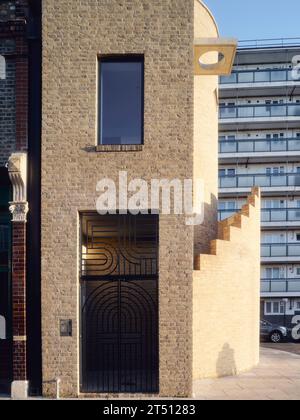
[203,0,300,41]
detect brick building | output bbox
[0,0,261,399]
[0,0,41,396]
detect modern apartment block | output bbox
[218,40,300,332]
[0,0,261,399]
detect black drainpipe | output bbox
[26,0,42,396]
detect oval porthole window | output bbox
[199,50,225,71]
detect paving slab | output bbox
[193,347,300,400]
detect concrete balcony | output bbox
[220,68,300,98]
[219,137,300,164]
[219,173,300,196]
[261,278,300,297]
[261,243,300,263]
[219,103,300,130]
[261,208,300,229]
[219,208,300,228]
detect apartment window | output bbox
[219,201,236,211]
[267,167,284,176]
[263,200,285,209]
[99,56,144,145]
[296,268,300,276]
[219,202,226,211]
[262,233,285,244]
[227,169,236,177]
[296,302,300,310]
[265,301,285,315]
[296,234,300,242]
[219,169,236,177]
[265,267,280,279]
[227,201,236,210]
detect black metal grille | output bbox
[80,214,159,394]
[81,214,158,278]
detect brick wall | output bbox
[193,188,261,381]
[15,36,28,152]
[41,0,261,398]
[41,0,194,398]
[0,0,29,392]
[0,39,16,166]
[193,0,219,255]
[12,221,27,381]
[0,0,28,166]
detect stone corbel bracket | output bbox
[194,37,237,76]
[8,152,29,222]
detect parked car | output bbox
[260,320,288,343]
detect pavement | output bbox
[193,345,300,400]
[262,342,300,355]
[1,346,300,400]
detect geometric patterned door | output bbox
[80,214,159,394]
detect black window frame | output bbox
[98,54,145,146]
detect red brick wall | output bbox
[1,0,30,384]
[12,221,27,381]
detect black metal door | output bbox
[80,214,159,393]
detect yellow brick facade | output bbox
[194,0,219,255]
[40,0,261,398]
[193,188,261,380]
[41,0,194,398]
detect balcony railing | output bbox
[219,173,300,189]
[262,208,300,222]
[219,103,300,119]
[261,278,300,293]
[219,208,300,223]
[238,37,300,49]
[219,137,300,154]
[219,208,300,222]
[220,68,297,85]
[261,243,300,258]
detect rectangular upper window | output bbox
[98,56,144,145]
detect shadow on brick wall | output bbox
[216,343,237,378]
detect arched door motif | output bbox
[80,214,159,394]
